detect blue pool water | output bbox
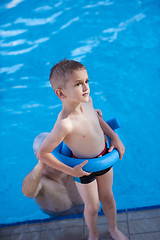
[0,0,160,225]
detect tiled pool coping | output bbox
[0,206,160,240]
[1,204,160,228]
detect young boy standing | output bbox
[37,59,128,240]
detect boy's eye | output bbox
[75,79,89,86]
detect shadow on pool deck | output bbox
[0,209,160,240]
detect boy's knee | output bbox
[101,192,115,206]
[85,202,100,215]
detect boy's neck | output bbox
[62,101,83,116]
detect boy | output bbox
[37,59,128,240]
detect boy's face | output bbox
[62,69,90,103]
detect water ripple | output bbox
[54,1,63,8]
[20,76,29,79]
[12,85,27,89]
[34,5,52,12]
[71,38,99,59]
[14,11,63,26]
[0,64,23,74]
[0,29,27,38]
[41,82,52,88]
[119,13,146,28]
[5,0,24,9]
[0,23,12,28]
[60,17,79,30]
[0,39,26,47]
[34,37,49,44]
[0,37,49,48]
[94,92,103,95]
[0,44,38,55]
[101,13,146,42]
[22,103,43,109]
[48,104,62,109]
[83,0,113,9]
[72,55,86,62]
[70,12,146,61]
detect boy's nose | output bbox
[82,83,88,92]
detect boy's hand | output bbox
[73,160,91,177]
[108,134,125,160]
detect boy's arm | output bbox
[36,120,90,177]
[97,115,125,160]
[22,160,44,198]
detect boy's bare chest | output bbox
[74,115,98,134]
[64,112,105,157]
[65,109,103,143]
[62,102,105,157]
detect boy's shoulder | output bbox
[55,97,93,128]
[54,113,73,134]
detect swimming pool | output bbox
[0,0,160,226]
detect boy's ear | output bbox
[55,89,66,99]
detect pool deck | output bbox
[0,208,160,240]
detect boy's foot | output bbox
[88,232,99,240]
[88,237,99,240]
[109,228,128,240]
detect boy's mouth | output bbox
[82,92,89,96]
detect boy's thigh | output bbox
[96,168,113,197]
[75,180,99,206]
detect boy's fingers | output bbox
[97,110,102,117]
[83,170,91,176]
[76,161,91,176]
[108,145,114,152]
[119,150,125,160]
[80,160,88,167]
[82,162,91,176]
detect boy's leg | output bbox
[75,180,100,240]
[97,169,116,230]
[97,169,128,240]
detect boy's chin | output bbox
[82,96,90,102]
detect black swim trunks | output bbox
[73,143,112,184]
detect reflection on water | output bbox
[0,44,38,55]
[0,1,146,64]
[12,85,27,88]
[0,37,49,55]
[0,63,23,74]
[0,37,49,47]
[0,29,27,38]
[5,0,24,9]
[22,103,43,109]
[71,38,99,60]
[60,16,79,30]
[34,5,52,12]
[14,11,63,26]
[0,39,27,47]
[101,13,146,42]
[0,0,153,129]
[83,0,114,9]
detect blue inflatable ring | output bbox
[52,118,120,172]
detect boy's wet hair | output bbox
[49,59,85,90]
